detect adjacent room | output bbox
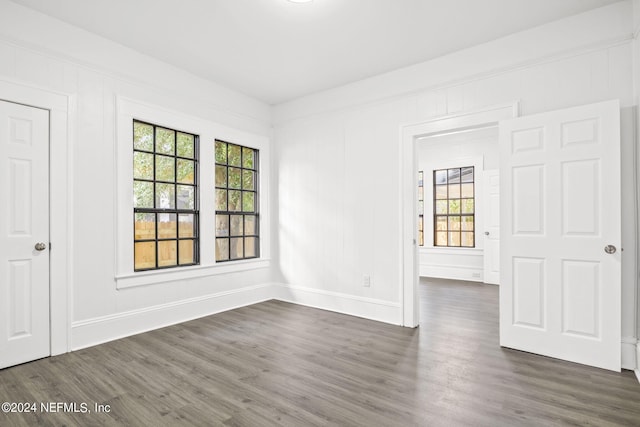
[1,0,640,425]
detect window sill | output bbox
[419,247,483,256]
[115,258,270,290]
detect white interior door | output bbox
[499,100,621,371]
[0,100,50,369]
[483,169,500,285]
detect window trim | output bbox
[115,97,270,289]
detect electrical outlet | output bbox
[472,272,481,279]
[363,275,371,287]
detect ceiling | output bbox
[9,0,623,105]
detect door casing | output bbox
[400,102,518,327]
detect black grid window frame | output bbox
[215,140,260,262]
[418,171,424,246]
[133,120,200,271]
[433,166,475,248]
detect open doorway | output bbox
[416,126,499,286]
[399,103,517,327]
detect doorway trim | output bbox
[0,78,72,355]
[399,102,518,327]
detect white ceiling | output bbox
[9,0,623,105]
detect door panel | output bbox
[0,100,50,369]
[499,100,621,371]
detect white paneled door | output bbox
[499,100,621,371]
[483,169,500,285]
[0,100,50,369]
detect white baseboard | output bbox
[419,264,484,282]
[272,283,402,325]
[621,336,638,370]
[71,283,273,351]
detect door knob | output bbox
[34,242,46,251]
[604,245,616,254]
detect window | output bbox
[418,171,424,246]
[133,120,199,270]
[215,140,259,261]
[433,166,474,247]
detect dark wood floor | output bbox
[1,278,639,426]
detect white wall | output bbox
[273,1,639,369]
[0,0,275,350]
[417,127,499,282]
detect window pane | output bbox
[228,144,241,167]
[448,216,461,231]
[461,167,474,183]
[435,185,447,199]
[418,171,423,186]
[133,151,153,180]
[461,183,474,198]
[461,232,474,247]
[461,216,474,231]
[448,231,461,246]
[242,191,255,212]
[215,165,227,187]
[156,127,175,155]
[435,216,447,231]
[216,215,229,237]
[449,199,460,214]
[177,185,195,210]
[434,170,447,185]
[419,231,424,246]
[177,159,194,184]
[156,183,175,209]
[242,170,255,190]
[230,215,243,236]
[156,155,175,182]
[178,214,195,238]
[435,200,448,215]
[418,200,424,215]
[134,181,154,208]
[158,213,177,239]
[228,190,242,211]
[244,237,257,257]
[133,122,154,152]
[177,132,194,158]
[215,141,227,164]
[216,238,229,261]
[135,242,155,270]
[418,216,423,232]
[230,237,244,260]
[461,198,474,214]
[242,147,255,169]
[228,167,241,189]
[135,213,155,240]
[448,184,460,199]
[216,189,227,211]
[245,215,256,235]
[179,239,194,265]
[448,168,460,184]
[158,240,177,267]
[435,231,447,246]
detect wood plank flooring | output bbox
[1,278,639,426]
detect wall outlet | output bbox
[472,272,481,279]
[363,275,371,287]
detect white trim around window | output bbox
[114,96,270,289]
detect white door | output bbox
[483,169,500,285]
[499,100,621,371]
[0,100,50,369]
